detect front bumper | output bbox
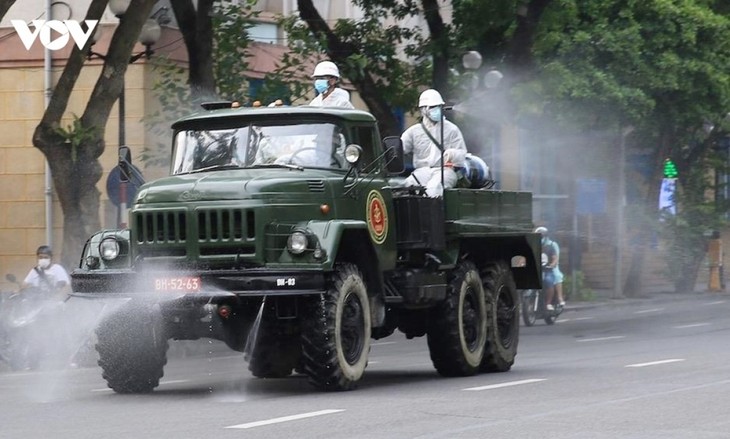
[71,268,327,299]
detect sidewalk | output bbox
[564,285,730,312]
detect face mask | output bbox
[427,107,442,122]
[38,257,51,269]
[314,79,329,94]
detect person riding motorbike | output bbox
[0,246,72,370]
[22,245,70,300]
[535,227,565,310]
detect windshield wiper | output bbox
[248,163,304,171]
[188,164,244,174]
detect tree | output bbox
[31,0,158,267]
[519,0,730,294]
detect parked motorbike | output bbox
[521,253,564,326]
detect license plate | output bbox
[153,276,201,292]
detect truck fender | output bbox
[306,220,386,326]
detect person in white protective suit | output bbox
[309,61,355,109]
[401,89,467,197]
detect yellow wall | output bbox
[0,59,164,291]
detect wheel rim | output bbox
[341,291,365,365]
[496,285,517,347]
[461,285,480,352]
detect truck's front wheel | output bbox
[301,263,371,391]
[481,262,519,372]
[427,261,487,376]
[96,302,169,393]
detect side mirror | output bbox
[383,136,404,175]
[118,146,132,183]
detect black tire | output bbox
[95,302,169,393]
[521,290,537,327]
[301,263,371,391]
[544,311,556,325]
[247,312,301,379]
[427,261,487,377]
[480,261,519,372]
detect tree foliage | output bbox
[516,0,730,293]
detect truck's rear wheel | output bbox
[427,261,487,376]
[96,302,168,393]
[301,263,371,391]
[481,262,519,372]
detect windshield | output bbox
[171,122,346,175]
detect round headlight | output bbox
[99,238,120,261]
[344,144,362,164]
[287,231,308,255]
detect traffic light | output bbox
[663,158,678,179]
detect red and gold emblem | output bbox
[366,190,388,244]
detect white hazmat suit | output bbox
[309,88,354,109]
[401,116,467,197]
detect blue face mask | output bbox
[427,107,442,122]
[314,79,329,94]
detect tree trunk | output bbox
[504,0,552,83]
[170,0,216,103]
[297,0,400,137]
[420,0,449,94]
[0,0,17,21]
[32,0,157,268]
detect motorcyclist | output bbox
[21,245,70,299]
[535,227,565,310]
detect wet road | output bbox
[1,292,729,439]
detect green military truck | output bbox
[72,104,541,393]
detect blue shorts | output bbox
[543,269,564,288]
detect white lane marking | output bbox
[208,354,245,361]
[625,359,685,368]
[673,323,711,329]
[634,308,664,314]
[225,409,345,429]
[559,317,594,323]
[371,341,397,346]
[704,300,726,306]
[576,336,626,343]
[463,378,546,391]
[92,379,190,392]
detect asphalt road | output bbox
[1,292,729,439]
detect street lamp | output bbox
[88,4,162,227]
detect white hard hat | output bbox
[535,226,548,234]
[312,61,340,78]
[418,89,445,107]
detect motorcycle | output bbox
[521,254,564,326]
[0,274,69,370]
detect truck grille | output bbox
[133,208,257,261]
[197,208,255,241]
[135,210,187,243]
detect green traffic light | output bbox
[663,158,678,178]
